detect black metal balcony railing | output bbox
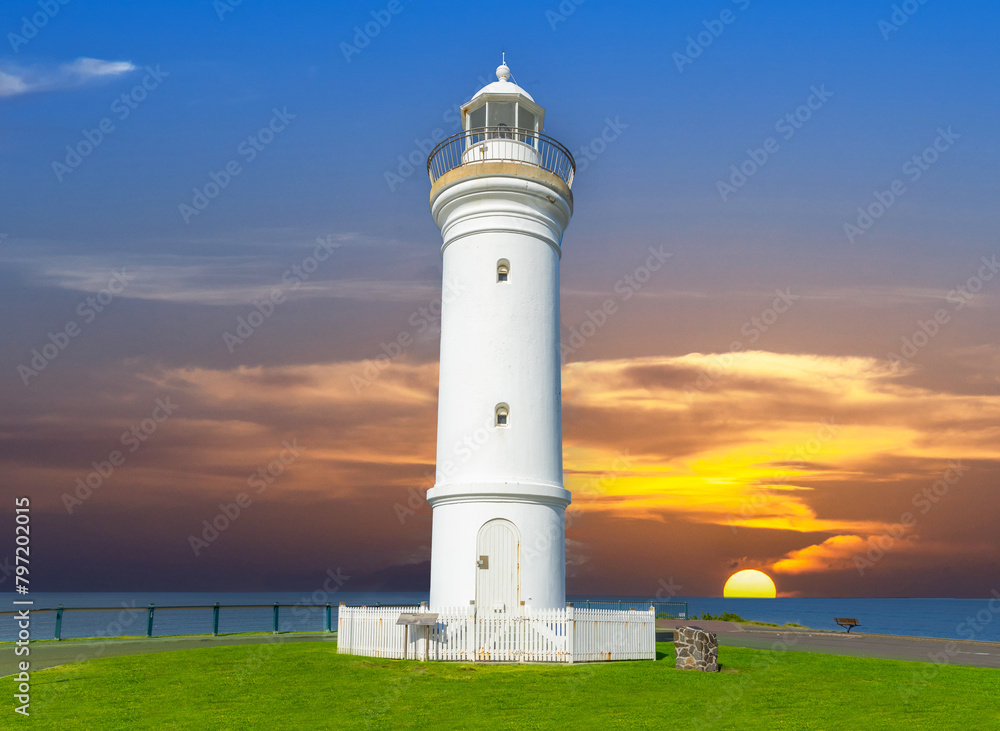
[427,126,575,188]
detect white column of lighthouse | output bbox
[427,173,572,609]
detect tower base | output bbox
[427,483,570,610]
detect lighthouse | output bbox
[425,59,575,611]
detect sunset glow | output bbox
[724,570,777,598]
[2,3,998,599]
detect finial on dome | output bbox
[496,52,510,82]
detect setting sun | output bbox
[724,570,777,598]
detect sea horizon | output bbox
[6,592,999,644]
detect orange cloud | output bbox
[12,349,997,587]
[771,534,893,575]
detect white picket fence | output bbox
[337,604,655,663]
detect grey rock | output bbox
[674,626,719,672]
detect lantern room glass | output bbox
[488,102,515,138]
[518,109,537,143]
[466,100,539,146]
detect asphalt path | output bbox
[4,624,1000,677]
[657,620,1000,669]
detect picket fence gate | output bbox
[337,604,656,663]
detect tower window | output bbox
[495,403,509,427]
[497,259,510,283]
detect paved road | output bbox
[657,620,1000,669]
[1,632,337,677]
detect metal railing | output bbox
[0,602,420,640]
[427,126,575,187]
[572,600,688,619]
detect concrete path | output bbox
[657,620,1000,669]
[1,632,337,677]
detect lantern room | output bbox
[428,56,575,186]
[460,58,545,165]
[463,59,545,136]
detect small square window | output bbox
[497,413,507,426]
[498,270,508,282]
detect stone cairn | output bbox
[674,626,719,672]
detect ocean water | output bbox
[3,592,999,643]
[588,596,1000,643]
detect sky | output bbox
[1,0,998,598]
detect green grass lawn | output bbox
[4,641,998,729]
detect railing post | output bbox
[650,605,656,660]
[146,604,155,638]
[325,603,332,632]
[468,600,476,662]
[518,601,526,663]
[273,602,279,634]
[212,603,220,636]
[566,603,575,664]
[418,602,429,661]
[54,605,63,641]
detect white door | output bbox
[475,519,519,611]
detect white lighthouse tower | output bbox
[425,59,575,611]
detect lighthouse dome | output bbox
[470,77,535,103]
[470,58,535,102]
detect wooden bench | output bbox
[834,617,861,633]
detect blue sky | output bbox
[4,0,997,256]
[1,0,999,596]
